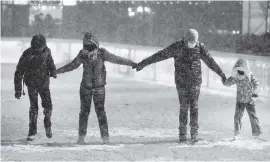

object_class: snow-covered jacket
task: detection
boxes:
[224,58,259,104]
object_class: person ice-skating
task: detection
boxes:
[56,32,137,144]
[135,29,226,144]
[222,58,261,140]
[14,34,57,141]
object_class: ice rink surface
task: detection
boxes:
[1,63,270,161]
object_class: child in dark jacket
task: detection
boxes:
[223,58,261,140]
[14,34,57,141]
[56,32,137,144]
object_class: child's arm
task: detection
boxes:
[56,51,82,74]
[102,48,136,67]
[251,73,259,95]
[223,76,237,87]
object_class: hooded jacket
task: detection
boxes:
[224,58,259,104]
[14,35,56,92]
[138,39,225,86]
[56,33,135,89]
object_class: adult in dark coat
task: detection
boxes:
[136,29,226,144]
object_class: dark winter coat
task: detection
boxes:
[138,39,225,86]
[14,47,57,92]
[56,41,135,89]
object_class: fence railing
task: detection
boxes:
[1,37,270,97]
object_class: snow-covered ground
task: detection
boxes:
[1,63,270,161]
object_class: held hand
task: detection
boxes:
[252,94,258,98]
[136,62,145,71]
[50,73,57,78]
[15,91,22,99]
[221,74,226,84]
[132,63,137,69]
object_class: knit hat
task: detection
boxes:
[31,34,46,50]
[185,29,199,43]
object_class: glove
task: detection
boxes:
[15,91,22,99]
[252,94,258,98]
[132,63,137,69]
[50,73,57,78]
[221,73,226,84]
[136,62,145,71]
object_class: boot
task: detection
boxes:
[27,135,35,141]
[190,134,198,144]
[102,136,110,144]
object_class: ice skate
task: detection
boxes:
[27,135,35,141]
[190,135,198,145]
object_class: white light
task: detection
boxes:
[118,0,121,3]
[137,6,143,13]
[144,7,151,13]
[60,6,63,9]
[63,0,76,6]
[164,2,166,5]
[195,2,198,5]
[232,30,236,34]
[157,2,160,4]
[53,6,56,9]
[170,2,173,4]
[128,7,132,12]
[93,1,95,4]
[128,11,135,17]
[177,1,179,4]
[189,2,192,5]
[41,6,47,10]
[237,31,240,34]
[208,1,211,3]
[106,1,108,3]
[132,1,134,4]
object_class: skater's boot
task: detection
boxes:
[179,127,187,143]
[190,134,198,144]
[77,135,86,144]
[27,135,35,141]
[102,136,110,144]
[45,127,52,138]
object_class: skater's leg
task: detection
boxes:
[27,87,39,140]
[176,84,190,142]
[234,102,245,136]
[246,103,262,136]
[93,87,109,143]
[79,87,93,137]
[39,87,53,138]
[189,84,201,143]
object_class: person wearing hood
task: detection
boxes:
[135,29,226,144]
[56,32,137,144]
[14,34,57,141]
[223,58,261,140]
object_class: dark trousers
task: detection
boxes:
[234,102,261,136]
[176,84,201,138]
[79,86,109,139]
[27,86,53,136]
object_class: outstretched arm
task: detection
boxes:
[56,51,82,74]
[200,44,226,79]
[137,42,179,70]
[102,48,136,67]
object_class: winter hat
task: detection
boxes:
[83,32,99,48]
[231,58,252,80]
[31,34,46,50]
[185,29,199,43]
